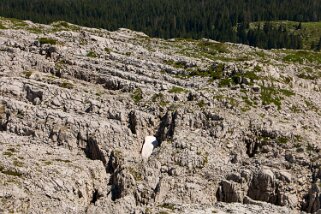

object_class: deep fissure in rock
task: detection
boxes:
[155,111,177,143]
[90,189,100,204]
[85,137,107,165]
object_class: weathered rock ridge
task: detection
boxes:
[0,17,321,213]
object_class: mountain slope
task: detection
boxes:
[0,17,321,213]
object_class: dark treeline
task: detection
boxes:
[243,22,303,49]
[1,0,321,49]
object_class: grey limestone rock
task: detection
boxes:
[0,17,320,213]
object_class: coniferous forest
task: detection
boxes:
[1,0,321,49]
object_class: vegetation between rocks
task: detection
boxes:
[39,37,57,45]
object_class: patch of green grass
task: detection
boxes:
[218,69,260,87]
[54,159,71,163]
[152,93,169,106]
[240,106,251,112]
[152,93,164,102]
[215,95,238,107]
[197,40,229,54]
[242,96,254,107]
[7,148,17,153]
[281,75,292,84]
[128,167,142,181]
[218,78,233,87]
[5,17,27,28]
[51,21,80,31]
[283,50,321,64]
[0,105,5,118]
[254,65,262,72]
[279,89,295,97]
[297,72,314,79]
[294,135,303,142]
[197,100,206,108]
[104,47,111,53]
[13,161,23,167]
[79,39,88,45]
[60,81,74,89]
[1,169,22,177]
[216,55,252,62]
[187,63,223,79]
[0,165,22,177]
[290,105,301,113]
[168,86,186,93]
[39,37,57,45]
[0,23,6,30]
[234,70,261,85]
[22,71,33,78]
[43,161,52,165]
[190,68,220,79]
[160,100,169,107]
[227,97,238,107]
[305,99,319,112]
[174,39,237,61]
[87,51,97,58]
[132,88,143,104]
[294,142,302,149]
[259,87,295,109]
[260,86,282,110]
[276,136,289,144]
[55,61,65,70]
[95,92,102,97]
[255,51,267,59]
[113,149,123,160]
[160,203,175,210]
[258,136,271,144]
[243,70,259,81]
[203,152,209,166]
[297,67,321,79]
[27,27,43,34]
[52,21,69,28]
[213,63,225,75]
[306,143,315,152]
[157,212,169,214]
[3,151,13,156]
[48,74,57,80]
[164,59,186,69]
[213,95,224,102]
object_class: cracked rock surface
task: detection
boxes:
[0,17,321,213]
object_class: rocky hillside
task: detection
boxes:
[0,17,321,214]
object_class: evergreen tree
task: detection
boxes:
[0,0,320,50]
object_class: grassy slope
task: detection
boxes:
[250,21,321,50]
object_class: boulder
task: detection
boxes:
[141,136,158,159]
[248,168,276,203]
[216,180,244,203]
